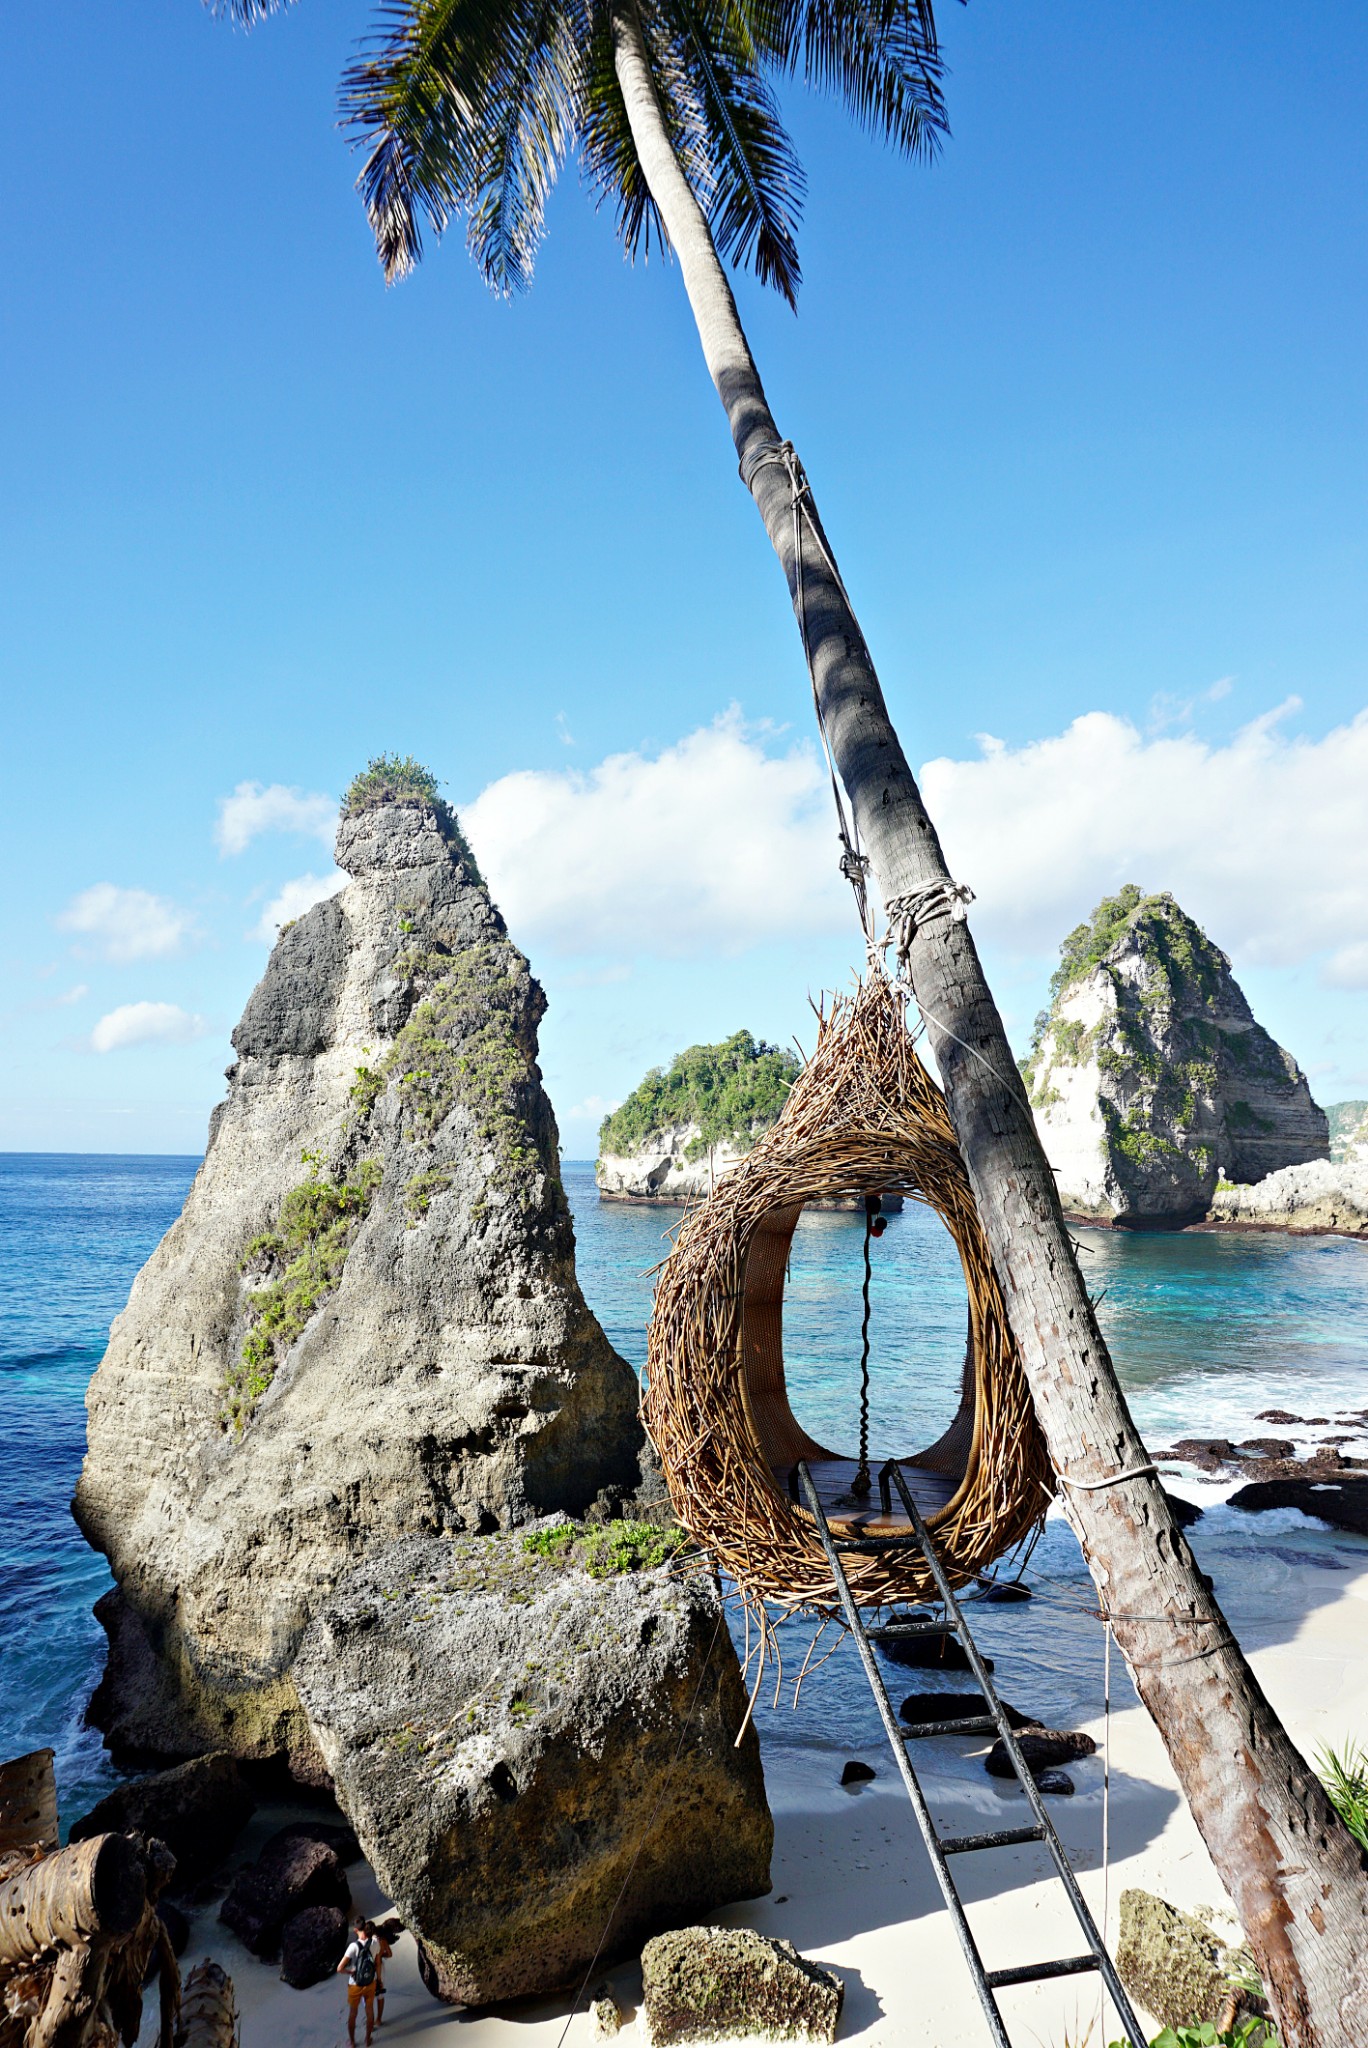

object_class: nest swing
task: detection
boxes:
[645,971,1051,1614]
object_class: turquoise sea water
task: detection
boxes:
[3,1153,1366,1826]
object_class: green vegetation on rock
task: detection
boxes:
[350,941,539,1186]
[522,1519,688,1577]
[1048,883,1145,1007]
[342,753,483,879]
[1327,1100,1368,1161]
[599,1031,799,1161]
[228,1154,382,1430]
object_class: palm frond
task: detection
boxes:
[342,0,586,289]
[649,0,805,304]
[207,0,294,21]
[464,0,588,291]
[748,0,953,160]
[341,0,494,281]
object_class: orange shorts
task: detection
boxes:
[347,1984,375,2011]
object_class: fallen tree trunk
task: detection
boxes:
[0,1836,146,1969]
[0,1755,58,1861]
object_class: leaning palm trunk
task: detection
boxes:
[610,8,1368,2038]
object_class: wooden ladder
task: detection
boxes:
[794,1458,1146,2048]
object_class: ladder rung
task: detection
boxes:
[833,1535,927,1552]
[866,1618,957,1640]
[986,1955,1100,1990]
[903,1715,997,1739]
[938,1824,1044,1856]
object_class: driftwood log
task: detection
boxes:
[175,1961,237,2048]
[0,1750,188,2048]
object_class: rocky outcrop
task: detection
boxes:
[292,1528,772,2007]
[640,1927,843,2045]
[74,789,644,1777]
[1206,1158,1368,1237]
[1229,1476,1368,1536]
[1024,887,1327,1224]
[596,1032,797,1203]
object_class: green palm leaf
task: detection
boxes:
[751,0,952,159]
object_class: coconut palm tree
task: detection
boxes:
[215,3,1368,2036]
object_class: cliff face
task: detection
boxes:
[595,1031,797,1203]
[1207,1159,1368,1238]
[74,795,643,1776]
[1329,1101,1368,1164]
[597,1125,753,1202]
[1023,888,1328,1225]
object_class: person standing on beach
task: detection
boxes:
[336,1917,390,2046]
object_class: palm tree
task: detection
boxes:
[215,3,1368,2036]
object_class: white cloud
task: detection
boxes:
[91,1002,208,1054]
[921,701,1368,976]
[216,781,336,856]
[57,884,198,963]
[250,871,347,944]
[462,709,847,958]
[55,983,89,1006]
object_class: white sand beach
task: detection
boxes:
[151,1518,1368,2048]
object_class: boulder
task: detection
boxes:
[899,1694,1028,1730]
[280,1904,350,1989]
[839,1760,875,1785]
[156,1900,189,1957]
[640,1927,843,2045]
[591,1993,623,2037]
[69,1752,255,1890]
[878,1629,988,1674]
[1228,1476,1368,1537]
[220,1833,350,1958]
[1022,887,1326,1225]
[258,1819,361,1867]
[1162,1490,1204,1529]
[293,1531,772,2007]
[73,786,646,1774]
[1237,1438,1295,1460]
[1116,1889,1251,2032]
[1035,1771,1075,1796]
[985,1728,1096,1779]
[975,1579,1032,1603]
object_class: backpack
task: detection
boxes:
[353,1939,376,1989]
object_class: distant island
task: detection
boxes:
[597,1031,799,1202]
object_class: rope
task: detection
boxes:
[1057,1463,1160,1492]
[851,1201,876,1497]
[552,1608,726,2048]
[1099,1617,1112,2042]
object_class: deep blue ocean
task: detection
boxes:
[3,1152,1366,1829]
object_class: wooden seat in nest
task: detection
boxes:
[645,973,1050,1611]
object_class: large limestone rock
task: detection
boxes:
[1023,887,1326,1224]
[598,1126,755,1203]
[74,788,644,1777]
[1207,1157,1368,1237]
[1116,1889,1266,2036]
[292,1529,773,2007]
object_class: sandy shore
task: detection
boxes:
[151,1530,1368,2048]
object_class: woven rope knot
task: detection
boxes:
[839,846,870,884]
[882,879,974,984]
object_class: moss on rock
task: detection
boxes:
[641,1926,843,2044]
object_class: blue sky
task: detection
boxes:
[2,0,1365,1155]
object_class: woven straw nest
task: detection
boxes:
[645,972,1051,1613]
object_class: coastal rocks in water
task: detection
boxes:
[280,1903,350,1988]
[640,1927,843,2045]
[69,1752,256,1891]
[1116,1890,1259,2033]
[292,1529,772,2007]
[74,768,644,1774]
[1206,1157,1368,1238]
[1228,1476,1368,1536]
[899,1694,1028,1730]
[1022,887,1327,1225]
[878,1627,988,1674]
[985,1728,1096,1779]
[839,1759,876,1784]
[220,1828,351,1957]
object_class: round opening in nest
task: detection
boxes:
[646,975,1050,1611]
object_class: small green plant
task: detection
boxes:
[1318,1738,1368,1853]
[1108,2021,1274,2048]
[226,1155,382,1431]
[599,1031,799,1159]
[404,1167,454,1223]
[582,1520,688,1578]
[522,1524,576,1560]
